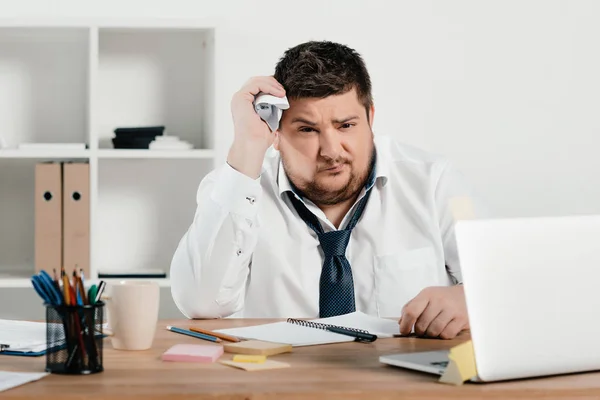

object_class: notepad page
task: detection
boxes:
[0,319,58,353]
[214,321,355,346]
[314,311,400,338]
[0,371,49,392]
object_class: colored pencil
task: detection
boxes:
[189,326,241,342]
[166,326,222,343]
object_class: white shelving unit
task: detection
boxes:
[0,19,218,288]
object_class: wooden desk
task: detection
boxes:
[2,319,600,399]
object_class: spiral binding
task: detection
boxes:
[286,318,369,334]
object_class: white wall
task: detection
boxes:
[3,0,600,218]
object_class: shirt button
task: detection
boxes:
[236,249,242,256]
[246,196,255,205]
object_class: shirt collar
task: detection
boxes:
[277,141,389,198]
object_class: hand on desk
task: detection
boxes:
[398,285,469,339]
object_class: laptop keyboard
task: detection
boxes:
[430,361,449,368]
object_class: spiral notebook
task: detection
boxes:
[214,311,400,347]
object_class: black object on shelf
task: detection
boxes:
[98,271,167,279]
[112,126,165,149]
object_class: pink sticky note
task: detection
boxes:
[162,344,224,363]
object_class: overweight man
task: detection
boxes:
[170,41,486,339]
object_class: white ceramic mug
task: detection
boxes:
[104,281,160,351]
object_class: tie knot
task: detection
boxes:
[317,230,351,257]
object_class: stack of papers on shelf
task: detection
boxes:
[214,311,400,347]
[0,319,62,356]
[149,136,193,150]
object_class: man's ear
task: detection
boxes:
[273,131,280,151]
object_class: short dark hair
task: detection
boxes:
[274,41,373,117]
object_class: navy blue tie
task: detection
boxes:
[287,184,374,318]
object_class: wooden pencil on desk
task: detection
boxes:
[189,327,241,342]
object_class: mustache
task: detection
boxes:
[317,159,350,172]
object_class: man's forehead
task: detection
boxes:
[283,89,364,120]
[288,88,361,107]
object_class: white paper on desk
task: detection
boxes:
[215,321,355,346]
[214,311,400,346]
[0,319,63,353]
[0,371,49,392]
[316,311,400,338]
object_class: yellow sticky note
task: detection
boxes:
[223,340,292,356]
[438,359,462,385]
[439,340,477,385]
[220,359,290,371]
[232,354,267,363]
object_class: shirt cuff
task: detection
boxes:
[210,163,263,220]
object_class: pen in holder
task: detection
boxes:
[45,301,105,374]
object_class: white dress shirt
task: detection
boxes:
[170,135,487,319]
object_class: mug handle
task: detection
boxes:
[100,295,113,336]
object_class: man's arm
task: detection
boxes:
[435,161,489,284]
[171,76,286,319]
[398,161,489,338]
[170,163,262,319]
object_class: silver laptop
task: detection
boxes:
[380,214,600,382]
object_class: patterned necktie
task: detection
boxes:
[287,179,374,318]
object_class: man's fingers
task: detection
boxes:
[424,309,454,338]
[267,76,285,90]
[245,83,285,98]
[243,77,286,97]
[399,295,430,335]
[397,286,469,339]
[438,318,465,340]
[414,302,443,336]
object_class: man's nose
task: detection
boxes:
[319,128,343,161]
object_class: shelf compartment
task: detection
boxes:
[0,159,38,280]
[0,27,90,148]
[96,27,215,151]
[94,158,212,278]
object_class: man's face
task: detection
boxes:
[274,88,375,206]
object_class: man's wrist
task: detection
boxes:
[227,141,268,179]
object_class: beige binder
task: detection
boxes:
[62,162,90,277]
[34,162,63,273]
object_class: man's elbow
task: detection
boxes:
[169,238,244,319]
[171,284,242,319]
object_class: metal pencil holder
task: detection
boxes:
[45,301,105,374]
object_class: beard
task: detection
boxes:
[282,149,375,206]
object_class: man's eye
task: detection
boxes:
[340,123,354,129]
[299,127,316,133]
